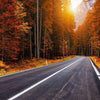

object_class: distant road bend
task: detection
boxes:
[0,57,100,100]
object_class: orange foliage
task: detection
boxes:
[0,61,9,70]
[90,56,100,69]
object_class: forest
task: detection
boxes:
[0,1,100,99]
[0,0,100,64]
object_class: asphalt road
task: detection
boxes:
[0,57,100,100]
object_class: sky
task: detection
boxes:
[72,0,96,29]
[71,0,83,10]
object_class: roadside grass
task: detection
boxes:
[90,56,100,69]
[0,56,75,76]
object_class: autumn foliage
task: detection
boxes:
[0,0,100,71]
[72,0,100,57]
[0,0,30,61]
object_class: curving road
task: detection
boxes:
[0,57,100,100]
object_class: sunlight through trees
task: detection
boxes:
[0,0,99,65]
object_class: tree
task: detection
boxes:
[63,0,75,56]
[74,0,100,58]
[0,0,31,61]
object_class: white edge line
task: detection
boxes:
[89,58,100,79]
[98,77,100,80]
[8,58,83,100]
[0,57,77,78]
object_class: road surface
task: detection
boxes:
[0,57,100,100]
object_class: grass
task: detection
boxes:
[90,56,100,69]
[0,56,75,76]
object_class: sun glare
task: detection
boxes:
[71,0,82,12]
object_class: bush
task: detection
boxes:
[0,61,9,71]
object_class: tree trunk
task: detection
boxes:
[44,27,46,58]
[37,0,40,60]
[68,34,70,56]
[2,33,4,62]
[30,31,32,60]
[22,42,24,60]
[39,9,42,50]
[98,49,100,58]
[91,46,93,56]
[2,6,4,62]
[34,22,37,57]
[63,36,65,59]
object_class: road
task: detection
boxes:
[0,57,100,100]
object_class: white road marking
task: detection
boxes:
[98,77,100,80]
[8,58,83,100]
[89,58,100,80]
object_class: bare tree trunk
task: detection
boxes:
[40,9,42,49]
[98,48,100,58]
[44,27,46,58]
[30,31,32,60]
[2,4,4,62]
[97,40,100,58]
[91,44,93,56]
[81,43,83,55]
[34,22,37,57]
[37,0,40,60]
[89,43,92,56]
[68,34,70,56]
[2,33,4,62]
[63,36,65,59]
[22,41,24,60]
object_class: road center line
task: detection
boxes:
[8,58,83,100]
[89,58,100,80]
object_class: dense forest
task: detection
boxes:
[0,0,100,63]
